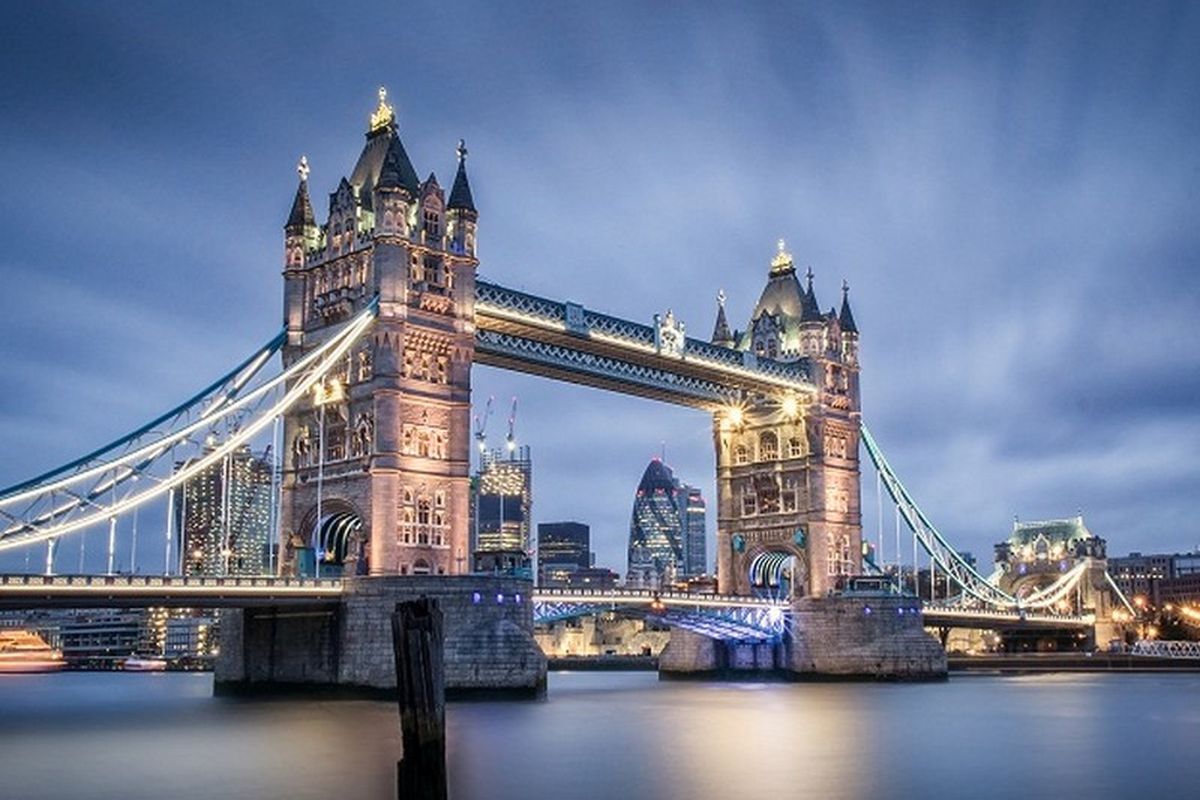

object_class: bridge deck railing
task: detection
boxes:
[0,574,343,591]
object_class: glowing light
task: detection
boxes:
[369,86,394,132]
[781,394,799,419]
[727,405,744,427]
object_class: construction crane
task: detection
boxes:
[505,396,518,456]
[473,396,494,455]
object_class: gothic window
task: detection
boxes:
[326,427,346,462]
[759,432,778,461]
[401,425,415,455]
[782,477,798,512]
[416,428,432,458]
[402,486,415,505]
[351,413,373,458]
[767,339,778,359]
[424,210,441,238]
[435,356,449,385]
[788,437,804,458]
[434,490,445,508]
[416,499,431,545]
[734,444,749,465]
[357,350,373,382]
[292,426,312,467]
[400,507,415,544]
[742,489,757,516]
[413,559,431,575]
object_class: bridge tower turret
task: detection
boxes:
[447,140,478,258]
[278,88,478,579]
[283,157,321,345]
[714,242,862,598]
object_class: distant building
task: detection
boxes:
[473,446,532,574]
[174,444,273,577]
[537,521,590,586]
[569,567,619,590]
[681,486,707,577]
[626,458,707,589]
[1109,549,1200,606]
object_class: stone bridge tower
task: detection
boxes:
[712,242,862,597]
[279,90,478,578]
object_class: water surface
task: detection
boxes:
[0,671,1196,799]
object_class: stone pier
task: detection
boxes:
[216,576,546,697]
[659,593,946,681]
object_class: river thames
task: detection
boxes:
[1,670,1197,799]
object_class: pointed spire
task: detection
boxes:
[448,139,476,212]
[377,130,420,195]
[711,289,734,347]
[839,279,858,334]
[286,155,315,230]
[800,266,823,323]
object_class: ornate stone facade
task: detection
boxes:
[712,241,862,597]
[279,90,478,577]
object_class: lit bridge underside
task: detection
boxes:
[0,574,342,610]
[532,587,789,642]
[474,280,815,410]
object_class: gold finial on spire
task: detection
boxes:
[457,138,468,163]
[369,86,395,133]
[297,155,310,183]
[770,238,794,274]
[717,289,726,308]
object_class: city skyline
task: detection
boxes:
[1,2,1198,577]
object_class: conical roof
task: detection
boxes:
[800,268,824,324]
[712,292,734,345]
[376,132,420,195]
[285,180,314,230]
[448,140,475,212]
[839,283,858,334]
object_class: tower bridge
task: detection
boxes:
[0,91,1138,690]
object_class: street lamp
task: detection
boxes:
[312,378,344,579]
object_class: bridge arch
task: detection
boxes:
[299,499,368,576]
[747,546,806,599]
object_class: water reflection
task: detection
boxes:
[1,671,1198,799]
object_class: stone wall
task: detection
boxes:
[788,595,946,679]
[658,595,946,680]
[215,575,546,696]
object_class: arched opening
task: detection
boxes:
[299,500,368,577]
[748,549,803,599]
[413,558,432,575]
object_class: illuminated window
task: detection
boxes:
[759,432,778,460]
[734,444,749,465]
[788,437,804,458]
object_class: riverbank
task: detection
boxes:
[950,653,1200,672]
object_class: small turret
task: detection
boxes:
[838,280,858,334]
[800,266,824,324]
[446,139,478,257]
[711,290,735,347]
[284,156,319,268]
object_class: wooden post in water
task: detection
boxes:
[392,597,447,800]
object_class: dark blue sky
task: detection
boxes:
[1,1,1197,574]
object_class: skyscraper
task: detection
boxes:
[681,485,707,576]
[626,458,706,589]
[473,445,533,573]
[537,521,590,586]
[174,444,273,576]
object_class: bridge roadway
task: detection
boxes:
[0,574,342,609]
[0,575,1094,632]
